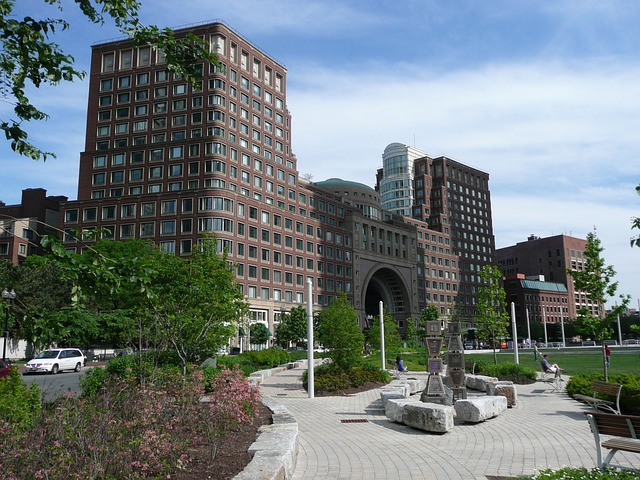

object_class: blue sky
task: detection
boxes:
[2,0,639,308]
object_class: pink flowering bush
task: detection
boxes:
[0,365,260,479]
[200,366,261,459]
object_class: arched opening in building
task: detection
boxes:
[363,267,411,325]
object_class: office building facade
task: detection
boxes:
[0,189,67,264]
[496,234,591,320]
[57,22,496,339]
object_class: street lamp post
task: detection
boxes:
[1,288,16,362]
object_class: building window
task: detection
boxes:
[100,78,113,91]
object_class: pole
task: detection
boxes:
[543,306,548,346]
[1,288,15,362]
[560,304,566,348]
[2,306,7,362]
[526,307,531,349]
[306,279,314,399]
[511,302,519,364]
[617,312,622,348]
[379,301,385,371]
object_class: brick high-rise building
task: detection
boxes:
[59,22,496,342]
[496,234,592,320]
[0,189,67,264]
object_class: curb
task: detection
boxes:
[233,395,298,480]
[234,365,301,480]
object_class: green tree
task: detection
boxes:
[476,264,510,364]
[275,305,308,348]
[404,317,417,347]
[317,294,364,371]
[35,236,159,351]
[418,304,439,340]
[366,310,401,355]
[250,323,271,346]
[0,0,218,161]
[567,231,630,380]
[149,238,245,374]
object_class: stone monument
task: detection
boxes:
[446,321,467,400]
[421,320,447,404]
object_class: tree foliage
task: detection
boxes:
[250,323,271,346]
[404,317,417,347]
[418,304,439,339]
[21,235,244,372]
[275,305,307,348]
[317,294,364,371]
[567,231,630,380]
[366,310,401,354]
[147,238,245,373]
[0,0,218,161]
[476,264,510,364]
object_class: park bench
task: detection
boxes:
[574,380,622,415]
[585,411,640,470]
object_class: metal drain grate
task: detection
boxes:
[340,419,369,423]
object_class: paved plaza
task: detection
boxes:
[259,366,637,480]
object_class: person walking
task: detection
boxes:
[605,346,611,366]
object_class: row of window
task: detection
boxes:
[66,211,349,249]
[100,35,285,96]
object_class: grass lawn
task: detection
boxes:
[464,347,640,377]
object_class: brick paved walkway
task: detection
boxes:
[259,366,637,479]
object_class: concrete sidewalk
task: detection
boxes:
[258,366,637,479]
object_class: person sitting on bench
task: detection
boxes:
[540,354,562,379]
[396,356,408,372]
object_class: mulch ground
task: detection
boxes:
[174,402,273,480]
[181,381,388,479]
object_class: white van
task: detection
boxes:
[24,348,85,374]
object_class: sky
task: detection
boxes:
[2,0,639,308]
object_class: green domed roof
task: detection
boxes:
[313,178,375,191]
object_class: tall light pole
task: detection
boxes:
[306,279,314,399]
[1,288,16,362]
[525,307,532,349]
[511,302,519,364]
[543,306,548,346]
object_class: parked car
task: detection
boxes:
[24,348,85,374]
[0,359,13,378]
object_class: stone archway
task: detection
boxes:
[362,267,412,323]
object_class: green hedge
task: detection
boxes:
[566,373,640,415]
[465,360,537,384]
[216,348,291,376]
[302,363,391,393]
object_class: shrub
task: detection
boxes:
[479,362,537,384]
[304,363,391,393]
[566,373,640,415]
[216,348,291,376]
[80,365,109,397]
[0,367,41,432]
[529,467,640,479]
[0,366,260,479]
[243,348,290,368]
[466,359,489,375]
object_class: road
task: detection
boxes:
[22,369,86,402]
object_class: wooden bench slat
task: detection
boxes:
[574,381,622,415]
[586,412,640,470]
[601,438,640,453]
[574,394,613,405]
